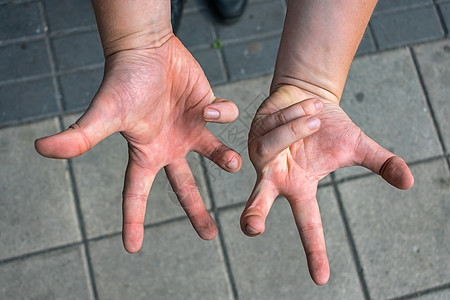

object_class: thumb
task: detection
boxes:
[35,95,120,159]
[203,97,239,123]
[355,132,414,190]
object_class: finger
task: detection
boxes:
[288,193,330,286]
[203,98,239,123]
[240,179,278,236]
[252,116,321,162]
[122,154,157,253]
[252,98,323,137]
[193,128,242,172]
[355,132,414,190]
[165,159,218,240]
[35,96,120,159]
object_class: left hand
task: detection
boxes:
[240,85,414,285]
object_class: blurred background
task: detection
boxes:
[0,0,449,299]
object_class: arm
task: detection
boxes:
[241,0,414,285]
[35,0,241,253]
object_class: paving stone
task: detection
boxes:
[374,0,432,14]
[207,75,330,207]
[219,187,364,299]
[191,48,226,86]
[222,35,280,81]
[177,10,215,49]
[371,6,444,49]
[59,67,103,112]
[0,40,50,81]
[43,0,96,32]
[0,77,58,125]
[356,27,376,56]
[414,40,450,152]
[439,3,450,34]
[89,218,231,299]
[336,48,442,180]
[215,1,285,42]
[0,2,43,40]
[413,289,450,299]
[64,114,210,238]
[0,245,92,299]
[52,31,103,71]
[338,159,450,299]
[0,119,81,260]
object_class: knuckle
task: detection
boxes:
[275,111,288,126]
[252,139,270,159]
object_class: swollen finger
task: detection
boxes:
[355,132,414,190]
[35,96,120,158]
[288,194,329,286]
[240,179,278,236]
[252,99,323,137]
[193,128,242,172]
[203,98,239,123]
[165,159,218,240]
[122,155,157,253]
[252,116,321,161]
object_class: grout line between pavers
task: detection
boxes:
[367,22,379,51]
[434,0,449,36]
[38,1,99,299]
[387,282,450,300]
[372,3,436,16]
[199,156,240,300]
[0,0,35,7]
[330,172,371,300]
[409,47,450,171]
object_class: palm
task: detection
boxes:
[35,36,241,253]
[242,85,414,285]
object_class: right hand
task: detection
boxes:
[35,35,242,253]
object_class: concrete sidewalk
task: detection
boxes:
[0,0,449,299]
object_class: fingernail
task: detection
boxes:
[307,117,320,130]
[225,157,238,169]
[204,108,220,120]
[246,224,260,235]
[315,101,323,110]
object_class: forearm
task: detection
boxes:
[271,0,378,103]
[91,0,172,57]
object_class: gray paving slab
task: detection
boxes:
[222,35,280,81]
[374,0,432,14]
[219,188,364,299]
[89,218,231,300]
[0,245,92,300]
[214,0,285,43]
[43,0,96,33]
[64,114,211,239]
[413,289,450,299]
[337,48,442,180]
[371,5,444,50]
[439,3,450,35]
[356,28,376,56]
[0,77,58,124]
[52,31,103,71]
[0,1,43,40]
[177,10,215,49]
[0,40,50,82]
[338,158,450,299]
[414,39,450,152]
[191,48,227,86]
[208,75,330,207]
[59,67,103,112]
[184,0,207,13]
[0,119,81,260]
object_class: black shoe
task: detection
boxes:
[171,0,185,34]
[211,0,248,23]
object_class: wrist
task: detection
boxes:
[91,0,173,58]
[270,78,340,105]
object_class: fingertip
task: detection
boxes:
[241,216,265,236]
[306,117,321,131]
[225,155,242,172]
[380,156,415,190]
[307,251,330,286]
[203,99,239,123]
[122,225,144,254]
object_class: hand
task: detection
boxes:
[240,85,414,285]
[35,35,242,253]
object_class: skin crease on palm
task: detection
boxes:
[35,35,243,253]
